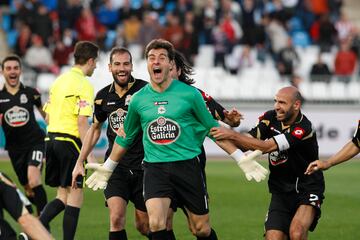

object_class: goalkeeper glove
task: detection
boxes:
[85,158,118,191]
[231,149,268,182]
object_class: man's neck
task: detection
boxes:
[151,78,173,93]
[74,64,87,76]
[5,83,20,95]
[114,80,133,98]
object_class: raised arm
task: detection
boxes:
[305,140,360,175]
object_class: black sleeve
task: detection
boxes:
[352,121,360,149]
[197,88,225,121]
[248,111,273,140]
[93,90,107,123]
[31,88,42,108]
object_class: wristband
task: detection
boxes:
[230,149,245,162]
[103,158,118,171]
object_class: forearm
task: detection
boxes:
[77,124,101,163]
[108,142,128,163]
[228,132,276,153]
[326,141,359,167]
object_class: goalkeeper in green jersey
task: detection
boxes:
[85,39,268,240]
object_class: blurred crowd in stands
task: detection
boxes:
[1,0,360,88]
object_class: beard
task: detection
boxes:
[112,73,131,88]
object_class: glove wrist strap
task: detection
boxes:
[103,158,118,171]
[230,149,245,163]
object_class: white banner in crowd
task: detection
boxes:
[204,109,359,157]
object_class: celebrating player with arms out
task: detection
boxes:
[305,120,360,174]
[85,39,267,240]
[211,86,325,240]
[72,47,150,240]
[0,55,48,216]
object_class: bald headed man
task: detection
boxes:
[210,86,325,240]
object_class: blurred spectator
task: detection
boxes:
[334,40,357,83]
[265,13,289,60]
[138,11,162,54]
[96,0,119,30]
[276,38,300,81]
[335,11,355,43]
[118,0,136,23]
[14,23,32,57]
[53,40,73,67]
[174,0,193,23]
[181,11,199,65]
[75,7,106,44]
[310,53,332,83]
[24,34,59,74]
[199,0,217,44]
[310,14,337,52]
[218,12,242,53]
[58,0,82,32]
[31,4,53,46]
[162,12,184,50]
[123,14,141,45]
[0,28,9,61]
[307,0,329,17]
[114,24,127,48]
[240,0,257,45]
[212,25,228,70]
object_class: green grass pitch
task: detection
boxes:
[1,158,359,240]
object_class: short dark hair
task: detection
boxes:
[145,39,175,61]
[294,90,304,104]
[1,54,21,70]
[174,50,195,85]
[109,47,132,64]
[73,41,99,65]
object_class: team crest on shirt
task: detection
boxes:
[147,117,180,145]
[269,150,288,166]
[109,108,127,133]
[4,106,29,127]
[158,105,166,114]
[125,95,132,106]
[20,94,28,104]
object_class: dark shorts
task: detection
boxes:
[265,191,324,235]
[104,168,147,212]
[0,218,17,240]
[45,133,83,188]
[143,157,209,215]
[0,181,25,221]
[8,143,45,185]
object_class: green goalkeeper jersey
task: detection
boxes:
[115,80,219,163]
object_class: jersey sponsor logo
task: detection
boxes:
[20,94,28,104]
[4,106,29,127]
[154,101,168,105]
[0,98,10,103]
[269,150,288,166]
[78,99,90,108]
[107,102,116,105]
[291,127,305,139]
[109,108,127,133]
[147,117,180,145]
